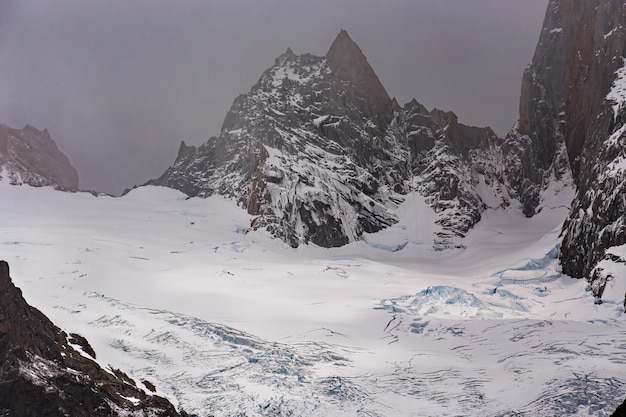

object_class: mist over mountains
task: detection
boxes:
[0,0,548,195]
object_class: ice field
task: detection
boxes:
[2,181,626,416]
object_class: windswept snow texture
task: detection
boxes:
[1,182,625,416]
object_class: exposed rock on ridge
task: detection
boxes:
[149,31,508,248]
[326,29,396,130]
[0,124,79,190]
[0,260,187,417]
[400,101,509,248]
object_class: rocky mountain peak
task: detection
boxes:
[176,140,195,159]
[326,29,393,128]
[148,30,409,247]
[148,29,508,249]
[326,30,362,65]
[405,98,429,115]
[390,97,401,112]
[430,108,459,128]
[326,29,390,94]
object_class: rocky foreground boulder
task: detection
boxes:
[0,260,187,417]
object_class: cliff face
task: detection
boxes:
[150,31,509,249]
[0,260,187,417]
[0,124,79,191]
[503,2,581,218]
[559,0,626,280]
[509,0,626,280]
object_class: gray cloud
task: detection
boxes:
[0,0,548,194]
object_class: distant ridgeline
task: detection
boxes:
[0,123,78,190]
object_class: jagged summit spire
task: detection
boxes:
[275,46,297,66]
[325,29,393,127]
[326,29,358,57]
[326,29,370,72]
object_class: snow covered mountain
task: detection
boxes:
[0,123,78,191]
[149,30,509,250]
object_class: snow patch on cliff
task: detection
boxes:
[607,58,626,122]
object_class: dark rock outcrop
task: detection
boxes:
[0,124,79,190]
[502,2,579,217]
[506,0,626,280]
[148,31,508,248]
[326,29,396,131]
[0,260,187,417]
[613,398,626,417]
[558,0,626,280]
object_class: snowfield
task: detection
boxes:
[1,181,625,416]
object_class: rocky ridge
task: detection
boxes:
[150,30,509,249]
[0,260,187,417]
[0,124,79,191]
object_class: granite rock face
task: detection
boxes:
[0,124,79,190]
[558,0,626,280]
[507,0,626,280]
[0,260,187,417]
[150,31,508,248]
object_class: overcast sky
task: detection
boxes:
[0,0,549,194]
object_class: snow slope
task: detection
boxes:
[1,181,624,416]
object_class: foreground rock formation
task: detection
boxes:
[0,260,187,417]
[614,399,626,417]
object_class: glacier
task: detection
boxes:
[1,180,625,416]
